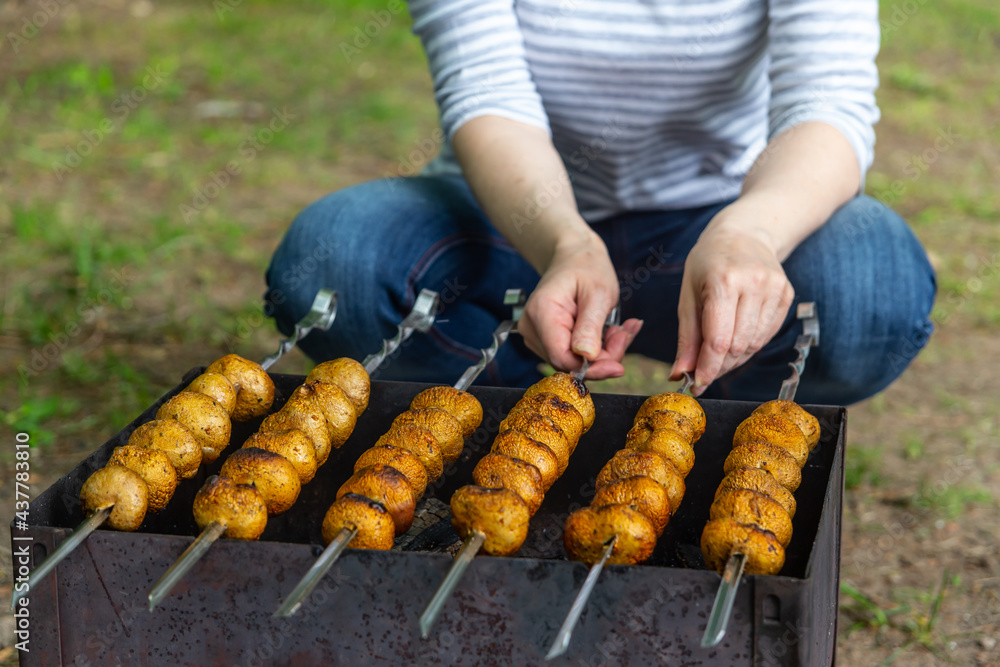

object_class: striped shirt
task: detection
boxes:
[409,0,880,222]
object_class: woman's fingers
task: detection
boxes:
[670,280,702,381]
[570,282,618,361]
[520,293,577,370]
[692,282,738,394]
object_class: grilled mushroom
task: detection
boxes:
[732,414,809,467]
[392,408,465,465]
[80,465,149,532]
[701,516,785,575]
[242,429,318,485]
[472,453,545,516]
[205,354,275,421]
[591,476,672,537]
[628,427,695,476]
[724,441,802,492]
[450,486,531,557]
[286,381,357,450]
[260,402,333,466]
[337,465,416,535]
[710,488,793,547]
[155,392,231,464]
[626,408,698,448]
[633,393,705,441]
[491,430,560,491]
[108,445,178,513]
[192,475,268,540]
[498,410,570,475]
[753,400,820,451]
[127,419,202,479]
[220,448,302,516]
[714,467,797,519]
[522,372,594,433]
[185,372,238,415]
[511,392,584,449]
[596,449,686,513]
[321,493,395,550]
[375,422,445,481]
[306,357,371,416]
[354,445,429,499]
[409,386,483,439]
[563,504,657,566]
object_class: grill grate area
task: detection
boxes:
[16,371,845,666]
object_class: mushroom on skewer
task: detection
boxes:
[700,302,820,648]
[10,286,344,612]
[147,291,444,612]
[274,290,527,619]
[546,378,704,660]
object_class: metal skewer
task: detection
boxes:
[271,525,358,617]
[701,302,819,648]
[419,530,486,637]
[572,305,620,381]
[9,506,112,611]
[274,290,526,618]
[544,370,693,657]
[362,289,440,374]
[148,519,227,611]
[260,288,339,370]
[421,290,617,639]
[148,294,448,611]
[10,288,344,610]
[10,290,341,611]
[452,289,527,391]
[545,535,617,660]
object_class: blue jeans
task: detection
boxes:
[264,175,936,405]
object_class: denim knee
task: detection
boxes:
[785,196,936,404]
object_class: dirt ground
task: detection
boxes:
[1,1,998,665]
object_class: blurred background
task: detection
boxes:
[1,0,997,664]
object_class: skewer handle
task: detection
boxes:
[148,520,227,611]
[452,289,525,392]
[362,289,439,374]
[9,506,112,611]
[677,371,694,395]
[419,530,486,638]
[273,526,358,618]
[260,288,338,370]
[778,302,819,402]
[545,536,617,660]
[701,551,746,647]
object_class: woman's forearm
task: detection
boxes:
[708,121,862,261]
[451,115,601,273]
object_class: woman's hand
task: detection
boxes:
[670,207,795,396]
[517,233,643,380]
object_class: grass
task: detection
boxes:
[912,480,993,519]
[845,444,884,490]
[840,570,958,665]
